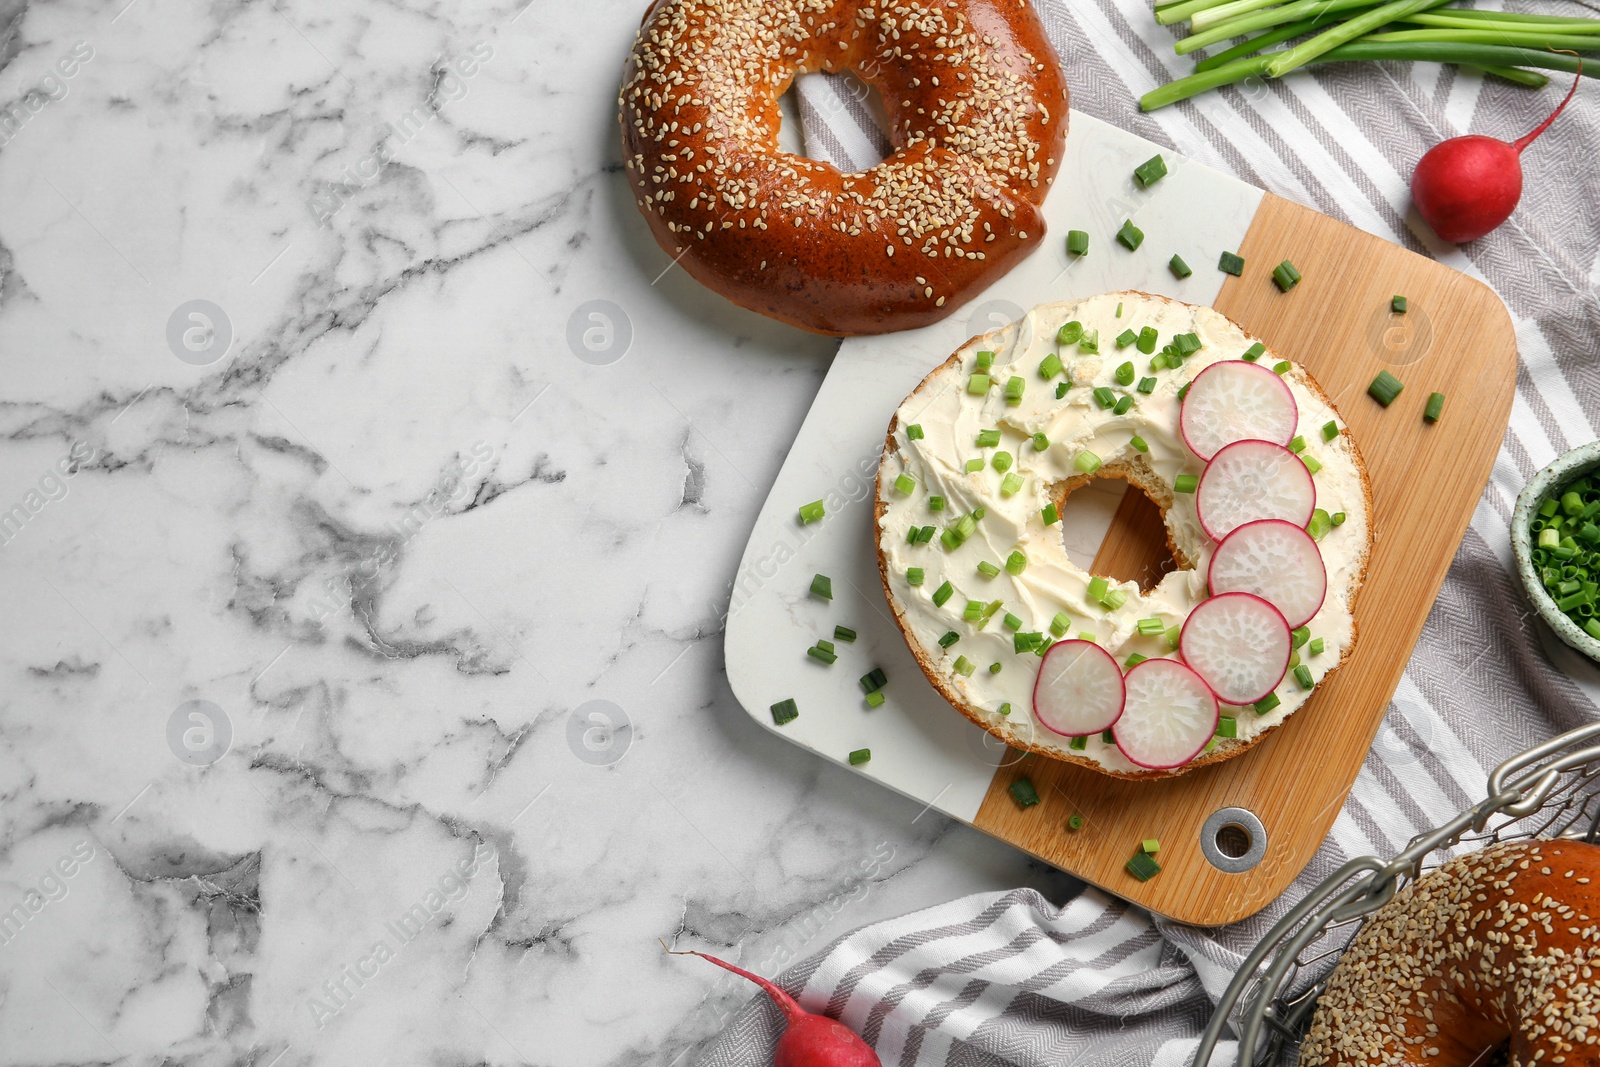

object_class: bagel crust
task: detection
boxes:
[618,0,1069,335]
[874,291,1374,779]
[1300,839,1600,1067]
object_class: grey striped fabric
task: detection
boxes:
[698,2,1600,1063]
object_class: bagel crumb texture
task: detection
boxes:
[618,0,1068,334]
[1301,839,1600,1067]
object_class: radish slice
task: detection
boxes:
[1033,640,1126,737]
[1195,439,1315,542]
[1180,591,1292,705]
[1180,360,1298,461]
[1208,519,1328,629]
[1113,659,1219,770]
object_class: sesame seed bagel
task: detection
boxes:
[1300,839,1600,1067]
[873,291,1373,779]
[618,0,1069,335]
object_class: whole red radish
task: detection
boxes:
[1411,66,1582,243]
[667,947,880,1066]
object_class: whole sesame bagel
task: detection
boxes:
[618,0,1069,335]
[1300,839,1600,1067]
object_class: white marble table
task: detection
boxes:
[0,1,1077,1063]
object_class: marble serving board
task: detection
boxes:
[724,110,1517,924]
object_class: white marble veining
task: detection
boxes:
[0,0,1076,1063]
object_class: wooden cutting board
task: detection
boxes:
[972,192,1517,923]
[724,114,1518,926]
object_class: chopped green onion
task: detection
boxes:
[1010,778,1041,808]
[1288,435,1306,454]
[989,661,1003,674]
[1137,617,1165,636]
[1177,382,1191,401]
[938,631,959,649]
[1291,625,1310,649]
[1003,612,1023,631]
[1368,370,1405,407]
[1304,455,1323,475]
[770,698,799,725]
[1069,736,1087,752]
[1137,376,1157,395]
[1332,511,1347,526]
[1165,624,1182,650]
[1124,652,1148,668]
[1058,321,1083,345]
[933,581,954,607]
[848,748,871,766]
[1217,716,1238,738]
[1078,329,1100,354]
[1307,508,1334,541]
[1134,154,1168,187]
[963,599,984,622]
[1322,420,1339,442]
[1039,353,1064,379]
[906,423,924,440]
[978,560,1001,579]
[1014,631,1043,653]
[1218,251,1245,276]
[1294,664,1314,689]
[807,645,837,664]
[835,625,857,643]
[1126,851,1161,881]
[1170,254,1192,279]
[1116,328,1138,349]
[1067,812,1084,829]
[1174,474,1198,494]
[1067,229,1090,255]
[1006,550,1028,576]
[1050,611,1071,637]
[1101,729,1114,743]
[1113,395,1134,416]
[1242,342,1266,361]
[1115,361,1136,386]
[907,567,924,586]
[1075,450,1102,475]
[1116,219,1145,251]
[1032,432,1050,452]
[964,458,984,473]
[799,499,825,524]
[894,473,916,494]
[976,351,995,372]
[811,574,833,600]
[929,495,945,512]
[1103,589,1128,610]
[1273,361,1292,375]
[1081,632,1098,643]
[1150,352,1169,372]
[1141,838,1161,854]
[1424,392,1445,423]
[1042,502,1060,526]
[992,451,1013,473]
[865,690,885,708]
[1130,435,1149,453]
[1087,576,1109,603]
[817,638,835,654]
[1254,692,1281,715]
[1005,376,1025,405]
[1391,294,1408,313]
[1092,387,1115,409]
[968,373,990,394]
[1309,637,1325,656]
[1272,260,1301,291]
[977,428,1001,448]
[1055,382,1070,399]
[953,655,976,677]
[997,702,1012,716]
[1001,472,1024,496]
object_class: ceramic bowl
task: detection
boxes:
[1512,440,1600,664]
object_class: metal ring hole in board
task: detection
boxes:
[1201,807,1268,873]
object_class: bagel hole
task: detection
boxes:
[1215,823,1253,859]
[779,72,893,170]
[1058,478,1178,593]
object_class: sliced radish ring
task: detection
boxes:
[1208,519,1328,629]
[1113,659,1219,770]
[1033,639,1126,738]
[1180,360,1298,461]
[1180,591,1292,705]
[1195,439,1315,542]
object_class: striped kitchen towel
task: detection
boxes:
[698,0,1600,1063]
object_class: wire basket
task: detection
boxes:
[1194,721,1600,1067]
